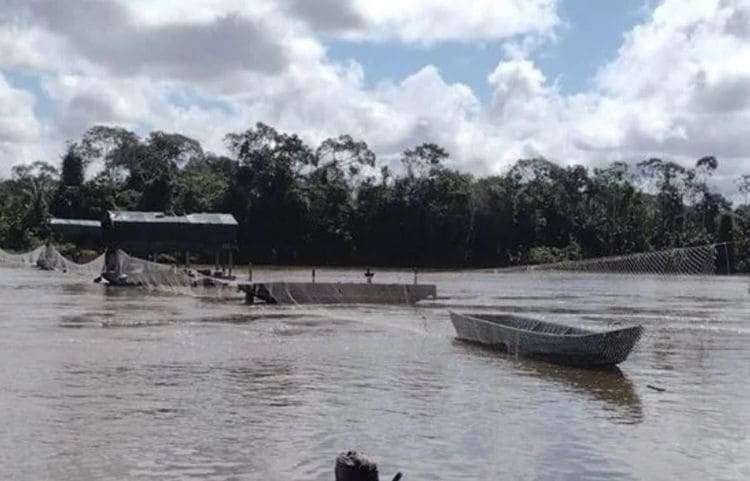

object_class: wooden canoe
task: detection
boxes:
[449,311,643,367]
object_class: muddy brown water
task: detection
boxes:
[1,265,749,480]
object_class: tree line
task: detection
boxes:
[1,123,750,271]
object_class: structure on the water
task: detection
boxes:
[46,212,437,304]
[49,218,102,248]
[239,281,437,305]
[102,210,238,269]
[95,211,238,285]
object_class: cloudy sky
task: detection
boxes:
[1,0,749,195]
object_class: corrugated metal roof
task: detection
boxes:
[50,218,101,227]
[185,213,239,225]
[107,211,238,226]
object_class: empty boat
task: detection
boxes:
[449,311,643,367]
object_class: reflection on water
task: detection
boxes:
[1,266,749,480]
[453,339,643,424]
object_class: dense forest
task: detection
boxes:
[2,123,750,271]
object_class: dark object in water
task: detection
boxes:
[647,384,667,392]
[336,451,379,481]
[335,451,403,481]
[449,311,643,367]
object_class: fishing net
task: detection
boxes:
[102,249,242,298]
[1,244,105,277]
[250,281,435,305]
[0,244,236,298]
[0,246,45,266]
[103,249,189,287]
[36,245,105,276]
[484,244,721,277]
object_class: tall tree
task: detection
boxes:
[224,123,315,262]
[637,158,689,248]
[50,143,87,219]
[133,132,205,212]
[60,142,86,187]
[736,174,750,206]
[401,143,449,178]
[3,162,58,247]
[315,135,376,187]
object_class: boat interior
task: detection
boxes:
[464,313,590,336]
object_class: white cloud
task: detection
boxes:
[0,72,45,175]
[347,0,560,44]
[1,0,750,199]
[0,74,38,143]
[584,0,750,190]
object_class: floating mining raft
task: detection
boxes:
[239,282,437,305]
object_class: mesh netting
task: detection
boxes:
[1,244,106,280]
[0,244,238,298]
[103,249,190,287]
[251,282,436,305]
[484,244,721,276]
[102,249,241,298]
[36,245,105,276]
[0,246,45,266]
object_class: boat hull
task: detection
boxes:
[450,312,643,367]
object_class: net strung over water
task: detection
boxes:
[0,245,46,266]
[0,242,727,306]
[102,249,239,296]
[484,243,723,277]
[1,244,104,274]
[2,243,724,278]
[0,245,238,297]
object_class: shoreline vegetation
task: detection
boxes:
[2,123,749,272]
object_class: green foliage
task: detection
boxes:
[0,123,746,271]
[175,156,230,214]
[60,143,86,187]
[401,143,449,178]
[527,241,582,265]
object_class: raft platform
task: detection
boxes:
[238,282,437,305]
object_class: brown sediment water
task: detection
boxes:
[1,265,749,480]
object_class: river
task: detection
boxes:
[1,265,749,480]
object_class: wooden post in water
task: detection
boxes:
[228,250,233,277]
[724,242,731,275]
[248,262,253,282]
[244,284,255,304]
[312,268,316,284]
[215,251,220,273]
[413,267,418,285]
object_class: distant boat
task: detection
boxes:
[449,312,643,367]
